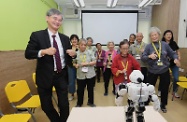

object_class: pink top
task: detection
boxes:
[103,49,117,72]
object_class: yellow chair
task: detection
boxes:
[171,76,187,100]
[5,80,40,122]
[32,73,58,105]
[0,110,31,122]
[177,79,187,100]
[179,76,187,82]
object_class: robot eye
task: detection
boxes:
[137,78,143,83]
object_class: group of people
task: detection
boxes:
[25,8,181,122]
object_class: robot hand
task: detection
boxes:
[151,94,160,111]
[115,83,127,106]
[118,83,127,96]
[115,96,124,106]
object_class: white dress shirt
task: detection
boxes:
[38,29,65,70]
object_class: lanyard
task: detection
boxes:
[97,50,102,58]
[152,41,162,60]
[121,61,128,70]
[80,54,86,62]
[136,42,143,54]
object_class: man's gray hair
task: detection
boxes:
[149,27,161,36]
[46,8,63,17]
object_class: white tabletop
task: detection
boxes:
[67,106,167,122]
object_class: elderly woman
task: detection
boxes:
[129,33,136,46]
[73,38,96,107]
[157,30,181,98]
[111,40,140,87]
[95,43,105,83]
[103,41,117,96]
[141,27,180,113]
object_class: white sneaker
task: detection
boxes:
[173,93,180,98]
[68,96,74,101]
[158,91,161,97]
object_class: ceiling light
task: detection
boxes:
[107,0,119,8]
[73,0,85,8]
[138,0,154,8]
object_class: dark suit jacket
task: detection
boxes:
[25,29,72,88]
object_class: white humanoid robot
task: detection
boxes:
[115,70,160,122]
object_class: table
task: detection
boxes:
[67,106,167,122]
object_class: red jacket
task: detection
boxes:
[111,54,141,85]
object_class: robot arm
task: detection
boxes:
[115,83,127,106]
[150,94,160,111]
[147,84,160,111]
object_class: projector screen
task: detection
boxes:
[81,10,138,45]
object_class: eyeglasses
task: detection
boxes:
[121,48,129,50]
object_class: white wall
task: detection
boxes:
[178,0,187,47]
[62,19,151,44]
[138,19,151,44]
[62,20,82,38]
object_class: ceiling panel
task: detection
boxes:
[55,0,140,6]
[55,0,162,10]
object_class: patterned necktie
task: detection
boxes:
[52,35,62,72]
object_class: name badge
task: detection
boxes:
[97,59,101,62]
[135,55,141,60]
[124,71,128,81]
[82,67,88,72]
[157,60,163,66]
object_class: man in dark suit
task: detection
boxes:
[25,8,75,122]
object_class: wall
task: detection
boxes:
[178,0,187,73]
[0,51,36,113]
[152,0,180,41]
[63,20,82,39]
[0,0,57,113]
[178,0,187,47]
[0,0,57,50]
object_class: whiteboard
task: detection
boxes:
[81,11,138,45]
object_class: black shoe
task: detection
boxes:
[144,99,150,106]
[112,91,116,95]
[87,103,96,107]
[75,104,81,107]
[104,92,108,96]
[160,105,167,113]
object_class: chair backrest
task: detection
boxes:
[32,73,37,87]
[0,110,4,117]
[32,73,36,83]
[5,80,30,103]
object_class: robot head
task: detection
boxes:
[129,70,144,83]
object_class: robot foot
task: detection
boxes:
[136,112,145,122]
[126,112,134,122]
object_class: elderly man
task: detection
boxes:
[129,32,147,83]
[25,8,75,122]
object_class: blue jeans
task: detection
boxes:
[171,65,179,92]
[68,66,76,94]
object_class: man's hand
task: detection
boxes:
[66,49,76,57]
[41,47,56,56]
